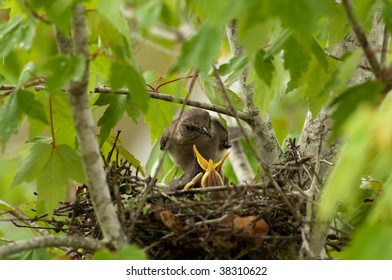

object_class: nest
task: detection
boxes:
[50,174,303,259]
[11,139,349,259]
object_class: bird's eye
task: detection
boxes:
[186,125,196,132]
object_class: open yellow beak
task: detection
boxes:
[183,145,230,190]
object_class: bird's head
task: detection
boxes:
[179,108,212,141]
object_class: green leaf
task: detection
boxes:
[31,0,74,33]
[56,145,86,184]
[160,0,182,27]
[252,71,271,115]
[252,53,288,115]
[263,29,292,60]
[97,0,128,35]
[18,62,36,85]
[318,108,373,220]
[198,73,244,111]
[0,199,14,211]
[110,62,149,113]
[188,0,246,25]
[382,1,392,34]
[238,18,280,54]
[340,223,392,260]
[331,81,384,138]
[221,53,248,85]
[89,45,111,88]
[283,34,311,93]
[145,140,180,183]
[301,56,335,115]
[51,93,77,146]
[96,94,131,146]
[325,50,362,98]
[171,23,224,74]
[11,143,52,188]
[0,93,24,149]
[16,90,48,124]
[143,71,188,144]
[0,15,36,57]
[117,145,145,176]
[11,142,85,215]
[134,0,162,31]
[310,38,328,71]
[254,49,274,87]
[37,147,68,215]
[352,0,380,33]
[323,6,349,50]
[271,0,334,37]
[44,55,85,93]
[145,98,175,144]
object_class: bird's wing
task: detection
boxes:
[160,126,170,150]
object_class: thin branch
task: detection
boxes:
[326,52,372,71]
[48,97,56,148]
[0,236,104,259]
[128,73,199,239]
[213,66,257,183]
[0,83,251,121]
[0,77,46,98]
[381,25,390,68]
[225,21,282,164]
[102,86,251,121]
[23,0,52,24]
[54,28,74,55]
[342,0,383,79]
[54,4,128,249]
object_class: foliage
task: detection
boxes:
[0,0,391,259]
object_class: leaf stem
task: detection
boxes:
[49,96,56,149]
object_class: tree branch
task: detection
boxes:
[148,91,251,121]
[55,4,128,250]
[225,21,282,164]
[95,85,251,121]
[381,25,390,68]
[0,83,251,121]
[305,7,385,258]
[342,0,383,79]
[0,236,103,259]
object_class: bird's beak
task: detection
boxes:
[200,126,212,138]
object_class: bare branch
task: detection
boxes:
[225,21,282,164]
[326,52,372,71]
[54,4,128,249]
[342,0,383,79]
[0,236,103,259]
[381,25,390,68]
[0,83,251,121]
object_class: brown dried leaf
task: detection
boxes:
[158,209,184,236]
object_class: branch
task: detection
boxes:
[95,85,251,121]
[298,109,343,259]
[381,25,390,68]
[212,67,256,183]
[342,0,383,79]
[0,236,103,259]
[304,7,385,258]
[55,4,128,249]
[225,21,282,164]
[0,83,251,121]
[326,52,372,71]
